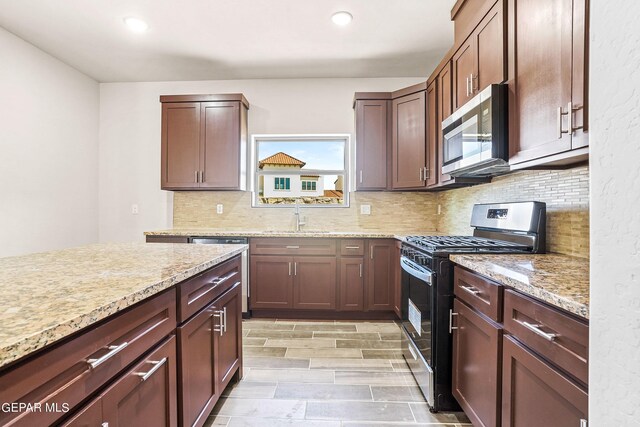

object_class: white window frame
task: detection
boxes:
[250,134,351,208]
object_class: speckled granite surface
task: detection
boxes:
[0,242,247,368]
[450,254,589,319]
[144,229,442,239]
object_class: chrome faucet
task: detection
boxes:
[294,199,307,232]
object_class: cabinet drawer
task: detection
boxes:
[454,266,503,322]
[0,289,176,427]
[503,290,588,385]
[250,238,336,256]
[146,235,189,243]
[177,256,241,323]
[339,239,365,256]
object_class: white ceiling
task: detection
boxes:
[0,0,455,83]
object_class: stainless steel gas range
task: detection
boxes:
[400,201,546,412]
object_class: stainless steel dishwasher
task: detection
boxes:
[190,237,249,315]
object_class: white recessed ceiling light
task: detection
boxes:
[123,17,149,33]
[331,11,353,26]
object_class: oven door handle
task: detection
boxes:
[400,257,433,284]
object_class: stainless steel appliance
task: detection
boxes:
[441,84,508,177]
[400,201,546,411]
[190,237,249,315]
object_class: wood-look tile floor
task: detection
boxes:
[206,319,471,426]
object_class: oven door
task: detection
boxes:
[400,256,434,366]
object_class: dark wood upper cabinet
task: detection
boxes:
[160,94,249,191]
[502,335,588,427]
[391,90,427,189]
[354,95,391,190]
[425,81,439,188]
[453,0,506,112]
[507,0,589,168]
[366,240,396,311]
[438,63,454,185]
[452,299,502,427]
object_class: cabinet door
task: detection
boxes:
[293,256,337,310]
[393,241,402,317]
[476,0,506,92]
[507,0,573,165]
[438,64,453,184]
[366,240,396,311]
[502,335,588,427]
[570,0,588,149]
[161,102,201,189]
[200,101,241,189]
[102,336,178,427]
[355,99,389,190]
[250,255,293,309]
[425,81,439,187]
[391,92,426,189]
[452,299,502,427]
[338,257,364,311]
[452,39,476,111]
[215,283,243,392]
[177,303,218,427]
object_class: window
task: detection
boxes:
[274,177,290,190]
[252,134,350,207]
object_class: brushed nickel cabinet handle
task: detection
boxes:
[370,246,374,259]
[213,310,224,335]
[345,246,360,249]
[570,103,584,132]
[449,309,459,334]
[286,245,300,249]
[200,171,204,183]
[359,263,363,278]
[359,170,363,183]
[465,77,469,97]
[469,74,474,94]
[135,357,167,381]
[294,262,297,276]
[195,171,199,183]
[522,321,558,341]
[87,342,129,369]
[461,285,480,296]
[557,105,570,139]
[288,262,292,276]
[419,168,423,181]
[223,306,227,333]
[424,167,429,179]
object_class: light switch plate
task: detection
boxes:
[360,204,371,215]
[216,204,224,214]
[131,204,139,215]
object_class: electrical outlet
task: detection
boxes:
[360,204,371,215]
[131,204,139,215]
[216,204,224,214]
[437,204,442,215]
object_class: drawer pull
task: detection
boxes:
[449,309,459,334]
[211,271,238,286]
[286,245,300,249]
[135,357,167,381]
[461,285,480,296]
[87,342,129,369]
[522,321,558,341]
[345,246,360,249]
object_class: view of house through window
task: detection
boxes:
[253,135,349,206]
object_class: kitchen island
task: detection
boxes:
[0,242,247,426]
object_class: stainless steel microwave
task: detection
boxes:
[441,84,509,177]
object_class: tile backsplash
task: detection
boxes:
[173,191,440,233]
[173,165,589,258]
[437,166,589,258]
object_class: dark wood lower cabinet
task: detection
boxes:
[293,256,337,310]
[502,335,588,427]
[250,255,293,309]
[338,257,364,311]
[366,240,396,311]
[178,283,242,427]
[452,299,502,427]
[64,335,178,427]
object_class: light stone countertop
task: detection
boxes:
[450,254,589,319]
[0,242,247,368]
[144,228,442,239]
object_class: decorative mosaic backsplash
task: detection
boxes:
[173,191,440,233]
[437,166,590,258]
[173,165,589,258]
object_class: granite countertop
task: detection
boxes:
[144,228,442,239]
[450,254,589,319]
[0,242,247,368]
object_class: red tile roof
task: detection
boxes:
[259,152,306,169]
[323,190,343,198]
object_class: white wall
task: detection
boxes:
[98,77,423,242]
[590,2,640,425]
[0,27,99,257]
